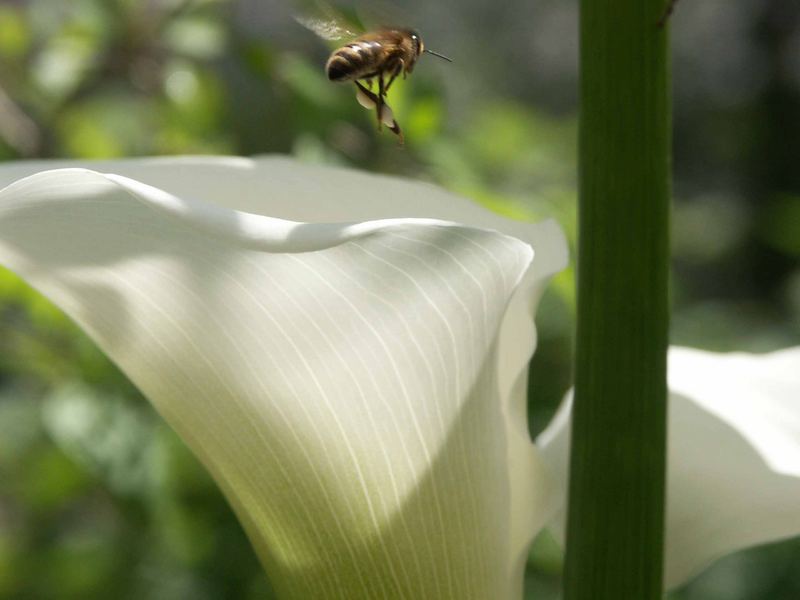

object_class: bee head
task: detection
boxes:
[410,30,424,57]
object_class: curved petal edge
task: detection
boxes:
[0,161,567,599]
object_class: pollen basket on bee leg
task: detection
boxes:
[354,89,395,127]
[380,105,396,128]
[356,88,376,109]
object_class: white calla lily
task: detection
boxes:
[537,345,800,589]
[0,156,568,599]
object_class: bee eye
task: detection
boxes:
[410,31,422,55]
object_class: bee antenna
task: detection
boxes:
[424,49,452,62]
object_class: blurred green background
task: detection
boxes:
[0,0,799,598]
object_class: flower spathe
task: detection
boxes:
[537,346,800,589]
[0,157,568,599]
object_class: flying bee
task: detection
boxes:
[298,14,451,143]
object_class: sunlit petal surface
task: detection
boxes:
[0,157,568,599]
[537,346,800,590]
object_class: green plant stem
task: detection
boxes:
[564,0,671,598]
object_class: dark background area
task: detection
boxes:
[0,0,798,597]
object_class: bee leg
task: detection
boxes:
[389,120,404,146]
[374,73,388,131]
[354,80,402,142]
[355,80,379,108]
[355,80,381,130]
[379,73,404,143]
[384,62,403,93]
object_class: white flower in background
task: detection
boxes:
[538,346,800,589]
[0,156,567,599]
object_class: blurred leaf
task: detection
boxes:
[277,52,341,110]
[673,194,749,262]
[238,42,275,78]
[42,383,157,498]
[41,530,121,599]
[164,15,226,60]
[0,391,42,461]
[21,447,89,511]
[30,33,99,101]
[760,194,800,256]
[405,95,442,142]
[0,533,23,598]
[163,61,226,133]
[59,94,157,157]
[0,6,31,59]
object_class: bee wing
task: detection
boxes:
[294,0,363,42]
[294,15,358,41]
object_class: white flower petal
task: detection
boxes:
[536,346,800,589]
[665,346,800,586]
[0,158,568,599]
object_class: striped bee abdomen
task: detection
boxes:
[325,40,384,81]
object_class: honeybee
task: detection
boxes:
[298,14,451,143]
